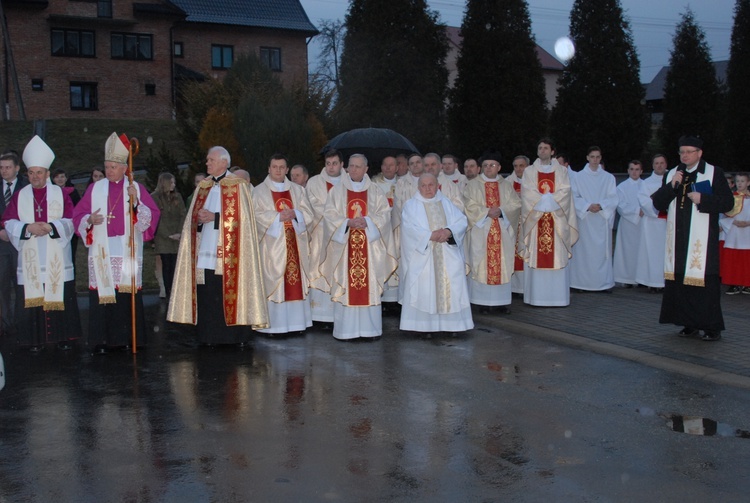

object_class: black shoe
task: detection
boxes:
[29,345,44,354]
[479,306,490,314]
[496,306,511,315]
[726,286,742,295]
[237,341,251,350]
[678,327,698,338]
[57,341,73,351]
[93,344,108,355]
[701,331,721,341]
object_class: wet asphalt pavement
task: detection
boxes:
[1,296,750,502]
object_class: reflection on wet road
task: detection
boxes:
[1,298,750,501]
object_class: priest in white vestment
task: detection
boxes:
[253,154,315,334]
[371,155,400,303]
[569,147,617,292]
[320,154,397,340]
[306,149,344,323]
[521,139,578,306]
[613,161,644,286]
[635,155,668,290]
[400,173,473,333]
[442,154,468,192]
[464,151,520,312]
[505,155,528,294]
[394,154,425,299]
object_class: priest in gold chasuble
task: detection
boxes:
[320,154,397,340]
[306,149,345,323]
[520,139,578,307]
[167,146,268,346]
[464,150,520,312]
[252,154,315,334]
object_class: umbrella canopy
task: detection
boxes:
[320,128,420,170]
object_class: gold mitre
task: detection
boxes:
[105,132,130,164]
[22,135,55,169]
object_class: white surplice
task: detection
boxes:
[613,177,643,285]
[569,164,617,291]
[634,172,667,288]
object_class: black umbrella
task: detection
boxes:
[320,128,420,169]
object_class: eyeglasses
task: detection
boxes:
[482,163,499,169]
[678,149,700,155]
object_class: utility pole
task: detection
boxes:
[0,0,26,120]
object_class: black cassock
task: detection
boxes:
[651,160,734,331]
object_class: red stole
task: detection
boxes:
[326,181,333,192]
[484,181,502,285]
[189,181,242,325]
[512,180,523,271]
[347,190,370,306]
[536,172,556,269]
[272,190,303,301]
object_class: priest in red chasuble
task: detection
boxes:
[252,153,315,335]
[520,138,578,307]
[464,150,520,313]
[73,132,160,354]
[2,136,80,352]
[320,154,397,341]
[167,146,268,347]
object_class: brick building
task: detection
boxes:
[0,0,318,120]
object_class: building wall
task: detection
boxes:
[173,24,310,89]
[1,1,311,121]
[2,0,175,120]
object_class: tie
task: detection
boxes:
[3,182,11,206]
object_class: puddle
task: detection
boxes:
[664,415,750,439]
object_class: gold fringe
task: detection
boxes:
[99,295,117,304]
[118,285,134,294]
[683,277,705,287]
[25,297,44,308]
[44,301,65,311]
[664,272,675,281]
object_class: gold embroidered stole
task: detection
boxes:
[424,199,451,314]
[347,190,370,306]
[272,190,303,301]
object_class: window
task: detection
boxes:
[98,0,112,18]
[70,82,98,110]
[174,41,183,58]
[211,45,233,69]
[145,83,156,96]
[31,79,44,91]
[260,47,282,71]
[111,33,153,60]
[51,29,95,57]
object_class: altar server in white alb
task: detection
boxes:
[1,136,80,352]
[464,150,520,313]
[635,154,669,291]
[569,146,617,292]
[613,160,644,286]
[400,173,473,334]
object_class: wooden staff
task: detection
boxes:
[127,137,140,354]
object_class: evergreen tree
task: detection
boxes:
[335,0,449,152]
[659,9,722,163]
[447,0,547,160]
[550,0,649,170]
[145,141,189,198]
[726,0,750,170]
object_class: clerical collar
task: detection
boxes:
[271,180,286,190]
[212,171,228,182]
[351,179,366,191]
[686,163,699,173]
[481,174,500,182]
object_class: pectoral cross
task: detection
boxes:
[106,212,116,223]
[35,206,43,218]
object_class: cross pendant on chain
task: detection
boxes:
[106,212,116,223]
[35,206,43,217]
